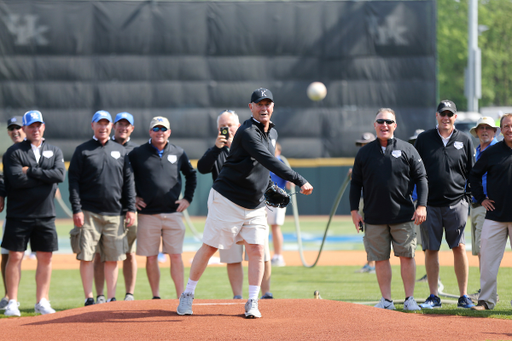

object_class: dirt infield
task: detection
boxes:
[1,299,512,340]
[6,250,512,339]
[20,250,512,270]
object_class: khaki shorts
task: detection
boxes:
[364,221,417,261]
[266,206,286,226]
[136,212,185,256]
[219,238,271,263]
[95,213,138,260]
[471,204,486,256]
[203,189,268,249]
[124,213,138,254]
[76,211,126,262]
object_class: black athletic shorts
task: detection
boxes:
[1,217,58,252]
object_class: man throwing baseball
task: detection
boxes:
[197,110,272,300]
[177,88,313,318]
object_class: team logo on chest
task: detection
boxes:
[454,141,463,150]
[168,155,177,164]
[42,150,53,158]
[111,151,121,159]
[391,150,402,158]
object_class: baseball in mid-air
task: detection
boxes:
[307,82,327,101]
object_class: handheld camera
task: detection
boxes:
[220,126,229,139]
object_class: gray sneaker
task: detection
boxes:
[124,293,135,301]
[244,299,261,318]
[0,297,9,310]
[96,295,106,304]
[177,292,194,316]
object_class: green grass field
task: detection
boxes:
[2,217,512,320]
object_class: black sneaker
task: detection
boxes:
[107,297,116,302]
[458,295,475,309]
[84,298,95,306]
[419,294,441,309]
[152,296,161,299]
[260,292,273,299]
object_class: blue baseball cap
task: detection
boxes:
[23,110,44,126]
[92,110,112,123]
[114,112,134,125]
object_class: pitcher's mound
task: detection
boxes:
[1,299,511,340]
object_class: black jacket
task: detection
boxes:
[350,138,428,225]
[415,128,474,207]
[128,141,197,214]
[0,173,5,198]
[213,118,307,209]
[469,141,512,222]
[197,145,229,182]
[68,138,135,216]
[112,136,138,154]
[3,140,65,218]
[112,136,139,214]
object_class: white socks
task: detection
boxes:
[185,279,198,294]
[248,285,260,300]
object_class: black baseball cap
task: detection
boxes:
[250,88,273,103]
[7,116,23,128]
[437,100,457,114]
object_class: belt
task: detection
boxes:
[471,202,482,209]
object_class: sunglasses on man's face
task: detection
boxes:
[8,126,22,131]
[375,119,395,125]
[152,127,168,132]
[439,111,454,117]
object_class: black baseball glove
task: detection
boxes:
[264,184,290,208]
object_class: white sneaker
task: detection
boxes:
[35,298,56,315]
[244,299,262,318]
[374,297,395,310]
[177,292,194,316]
[4,300,21,316]
[271,255,286,267]
[403,297,421,311]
